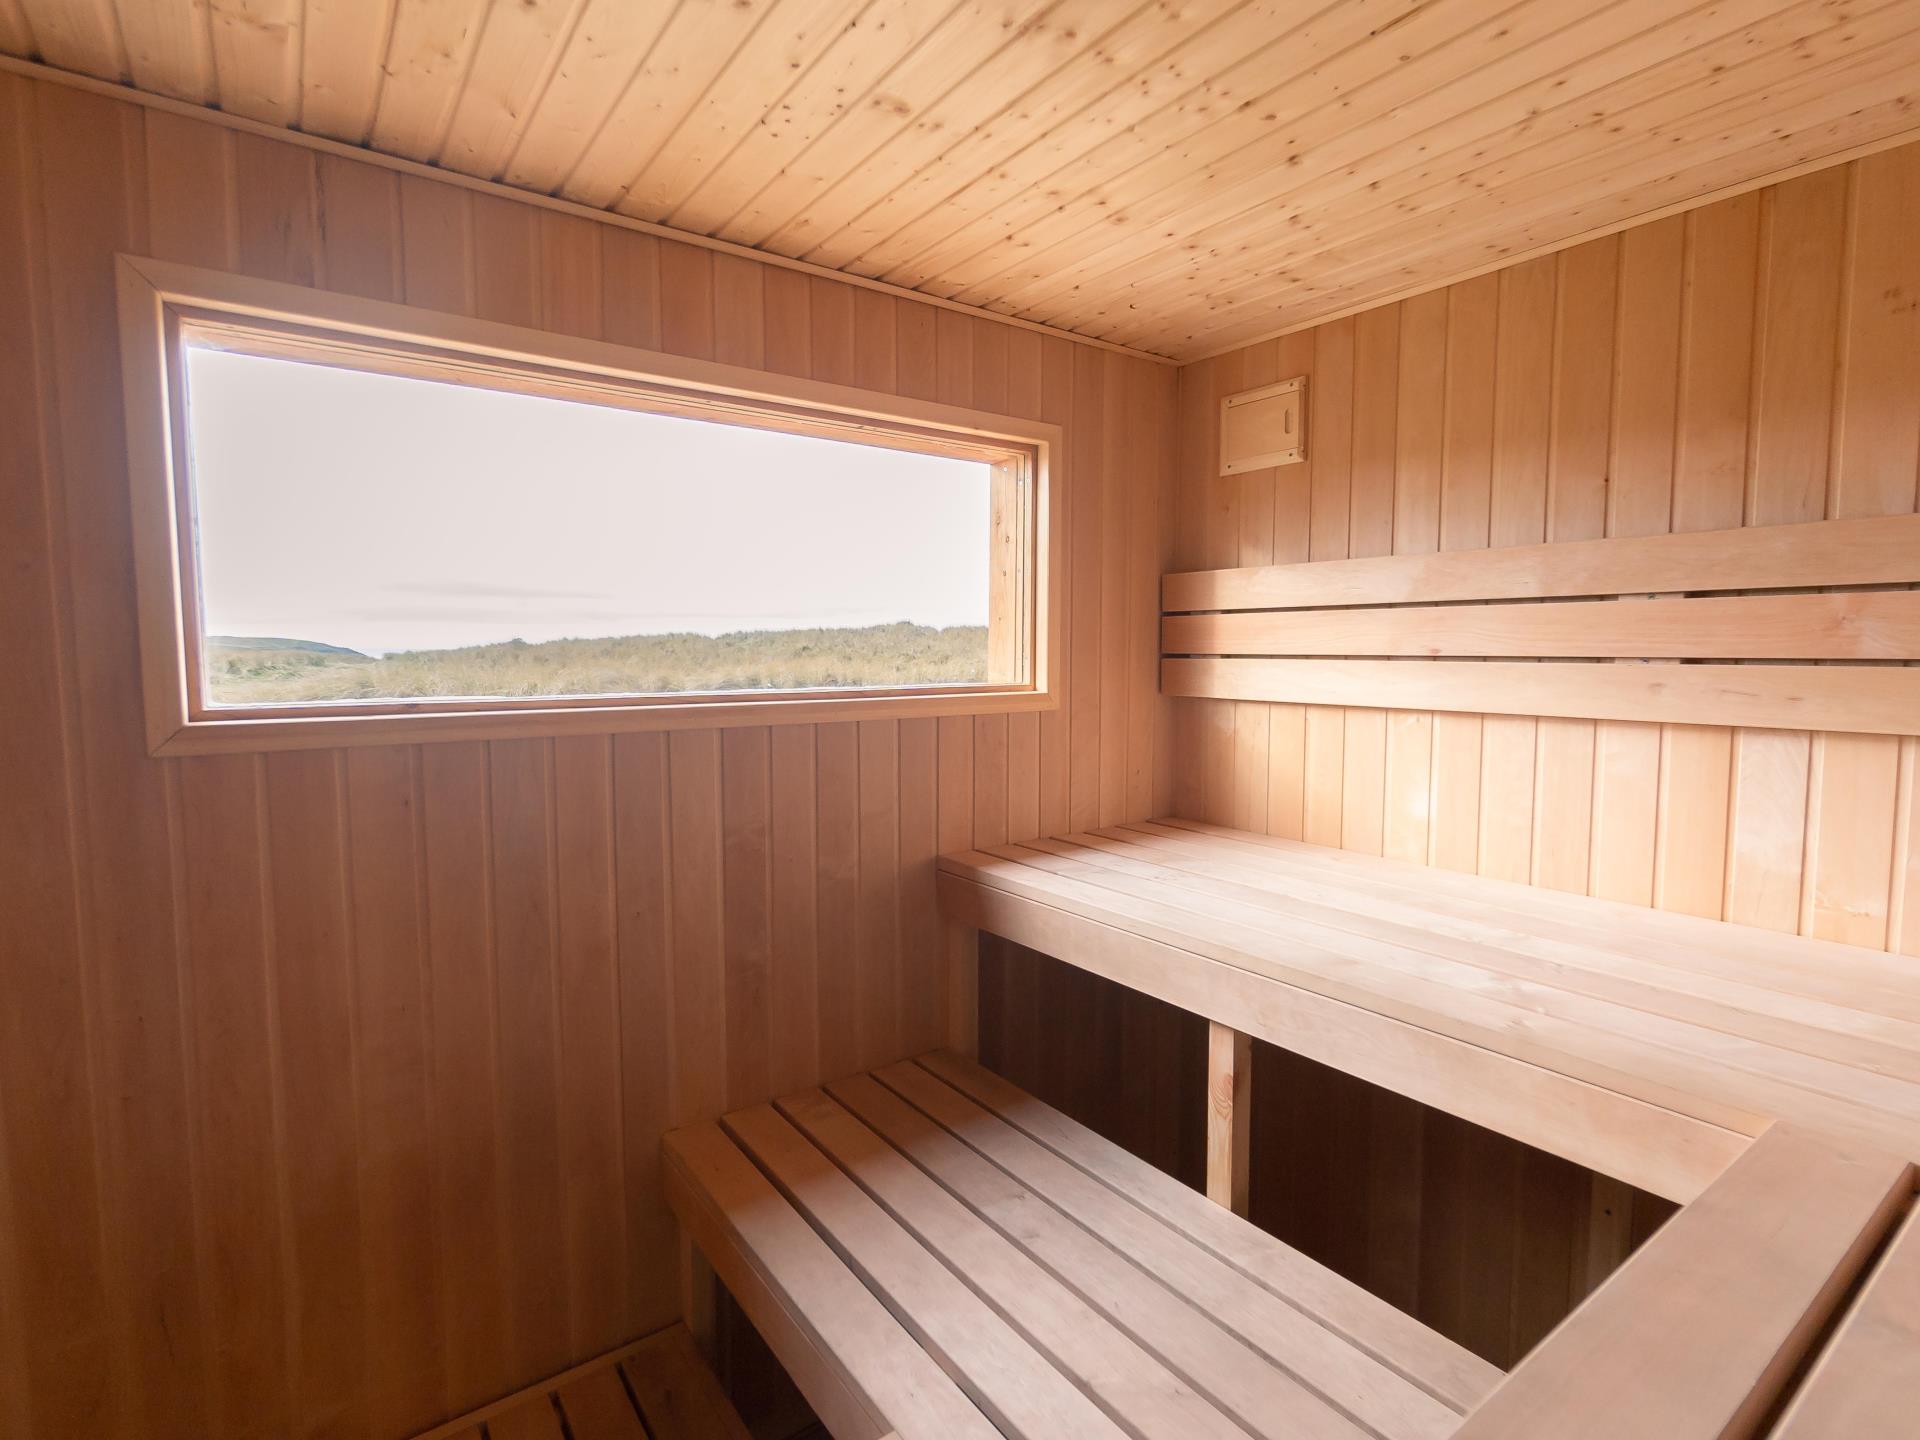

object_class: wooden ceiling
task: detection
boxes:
[6,0,1919,359]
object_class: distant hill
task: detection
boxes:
[205,621,988,705]
[209,635,368,657]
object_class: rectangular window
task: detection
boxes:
[118,257,1058,754]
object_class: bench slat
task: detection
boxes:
[1451,1126,1914,1440]
[917,1049,1502,1414]
[721,1103,1129,1440]
[1772,1200,1920,1437]
[872,1059,1462,1440]
[774,1085,1250,1440]
[662,1124,999,1440]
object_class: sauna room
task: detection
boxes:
[4,2,1920,1437]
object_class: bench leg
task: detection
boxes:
[1577,1173,1637,1299]
[681,1230,719,1366]
[945,919,980,1057]
[1206,1021,1253,1217]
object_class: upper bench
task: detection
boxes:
[938,819,1920,1201]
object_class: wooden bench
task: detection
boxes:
[661,821,1920,1437]
[664,1050,1501,1440]
[939,819,1920,1203]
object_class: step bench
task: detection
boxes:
[665,1050,1500,1440]
[668,1056,1920,1439]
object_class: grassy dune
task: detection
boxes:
[206,622,989,704]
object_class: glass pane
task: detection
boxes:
[183,345,995,706]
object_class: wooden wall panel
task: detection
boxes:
[1173,138,1920,960]
[0,73,1175,1440]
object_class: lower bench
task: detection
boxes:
[664,1049,1499,1440]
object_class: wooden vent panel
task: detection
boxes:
[1219,378,1305,475]
[1161,515,1920,736]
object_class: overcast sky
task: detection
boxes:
[185,347,991,656]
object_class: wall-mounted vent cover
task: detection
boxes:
[1220,376,1305,475]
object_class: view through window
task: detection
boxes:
[182,343,1002,708]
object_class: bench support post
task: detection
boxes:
[1206,1021,1253,1216]
[946,918,980,1057]
[1576,1174,1637,1299]
[680,1231,719,1365]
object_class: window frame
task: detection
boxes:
[116,254,1062,756]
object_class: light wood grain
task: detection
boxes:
[10,8,1920,356]
[1163,657,1920,738]
[1207,1021,1253,1216]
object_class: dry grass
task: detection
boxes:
[206,622,989,704]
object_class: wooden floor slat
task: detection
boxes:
[915,1050,1503,1414]
[406,1323,748,1440]
[773,1085,1250,1440]
[619,1327,754,1440]
[720,1102,1128,1440]
[484,1394,565,1440]
[552,1365,647,1440]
